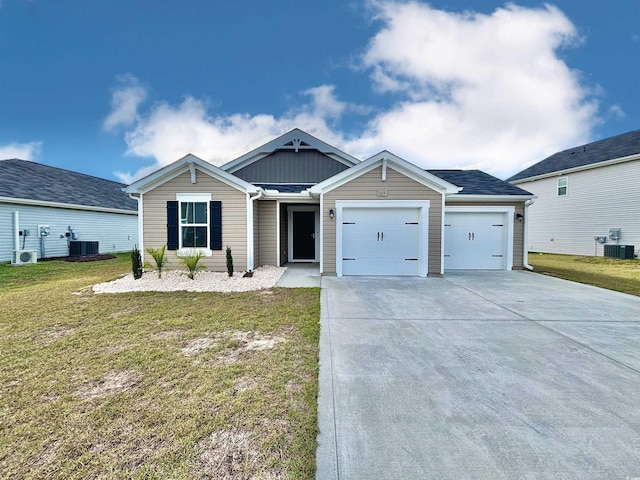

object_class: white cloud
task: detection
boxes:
[112,83,353,183]
[607,104,626,120]
[111,2,599,182]
[103,74,147,132]
[0,141,41,160]
[350,1,597,177]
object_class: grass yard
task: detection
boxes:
[0,254,320,479]
[529,252,640,297]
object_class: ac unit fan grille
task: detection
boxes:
[19,251,33,263]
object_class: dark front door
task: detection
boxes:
[293,211,316,260]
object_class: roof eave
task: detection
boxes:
[510,152,640,184]
[124,154,258,194]
[311,151,460,195]
[0,196,138,214]
[221,129,360,173]
[445,194,535,202]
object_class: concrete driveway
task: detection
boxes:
[316,271,640,480]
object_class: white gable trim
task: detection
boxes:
[124,154,259,195]
[221,129,360,173]
[310,151,461,195]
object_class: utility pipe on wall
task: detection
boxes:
[13,211,20,252]
[523,197,537,271]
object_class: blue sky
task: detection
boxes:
[1,0,638,182]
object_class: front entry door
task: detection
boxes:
[292,211,316,260]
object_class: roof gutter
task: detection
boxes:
[445,194,534,202]
[510,152,640,185]
[523,196,537,271]
[0,195,137,215]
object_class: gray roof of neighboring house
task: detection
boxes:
[0,159,137,211]
[507,129,640,183]
[428,170,533,196]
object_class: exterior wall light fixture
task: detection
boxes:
[329,208,335,220]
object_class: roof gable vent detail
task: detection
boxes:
[284,138,310,152]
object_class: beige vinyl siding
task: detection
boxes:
[257,200,278,266]
[517,160,640,256]
[143,169,248,271]
[447,201,525,269]
[323,166,444,275]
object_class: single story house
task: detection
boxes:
[1,159,138,263]
[125,129,533,276]
[508,130,640,258]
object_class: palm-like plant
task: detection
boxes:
[180,251,205,280]
[146,245,168,278]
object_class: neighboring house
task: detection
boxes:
[1,159,138,263]
[508,130,640,257]
[125,129,533,277]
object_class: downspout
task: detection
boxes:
[13,211,20,253]
[128,193,143,260]
[523,196,537,271]
[247,189,264,271]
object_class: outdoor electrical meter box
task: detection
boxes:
[38,225,51,237]
[609,228,621,241]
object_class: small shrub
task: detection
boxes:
[146,245,168,278]
[226,246,234,277]
[180,251,205,280]
[131,245,143,280]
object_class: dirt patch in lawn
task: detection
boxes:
[75,370,142,399]
[193,428,286,480]
[182,331,286,363]
[36,326,77,344]
[153,329,187,340]
[232,376,258,395]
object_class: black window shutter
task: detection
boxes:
[210,201,222,250]
[167,201,179,250]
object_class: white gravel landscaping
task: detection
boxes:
[92,265,286,293]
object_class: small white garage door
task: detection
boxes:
[341,207,421,275]
[444,212,507,269]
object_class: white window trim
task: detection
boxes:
[176,193,212,257]
[557,177,568,196]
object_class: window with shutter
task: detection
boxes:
[168,194,219,255]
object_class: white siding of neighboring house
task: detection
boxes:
[0,202,138,262]
[517,160,640,257]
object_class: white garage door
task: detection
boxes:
[444,212,507,269]
[342,207,421,275]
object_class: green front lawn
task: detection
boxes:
[529,252,640,297]
[0,255,320,479]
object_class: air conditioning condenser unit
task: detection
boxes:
[12,250,37,265]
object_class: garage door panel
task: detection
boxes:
[444,212,507,270]
[342,257,419,276]
[340,206,423,276]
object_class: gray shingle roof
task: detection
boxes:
[428,170,532,196]
[253,183,315,193]
[0,159,137,211]
[507,129,640,183]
